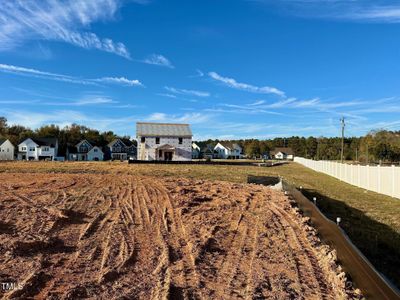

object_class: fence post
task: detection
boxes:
[392,165,396,198]
[377,165,381,193]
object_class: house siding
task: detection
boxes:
[87,147,104,161]
[138,136,192,161]
[17,138,58,161]
[0,140,14,160]
[214,143,242,159]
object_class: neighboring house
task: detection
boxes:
[137,122,192,161]
[17,138,58,161]
[201,144,218,159]
[0,139,15,160]
[87,146,104,161]
[214,142,243,159]
[107,138,137,161]
[67,140,92,161]
[270,147,294,160]
[67,140,104,161]
[192,142,201,159]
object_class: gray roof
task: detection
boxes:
[136,122,192,137]
[32,137,58,147]
[270,147,294,155]
[219,142,242,151]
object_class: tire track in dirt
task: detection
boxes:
[269,202,333,299]
[0,173,357,300]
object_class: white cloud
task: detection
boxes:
[156,93,177,99]
[344,6,400,23]
[256,1,400,23]
[165,86,210,97]
[145,112,212,124]
[70,96,116,106]
[96,77,143,87]
[2,108,140,135]
[0,63,143,87]
[208,71,285,97]
[143,54,174,68]
[0,0,131,58]
[189,69,205,78]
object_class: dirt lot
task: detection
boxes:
[0,171,359,299]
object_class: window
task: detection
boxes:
[141,137,145,143]
[21,147,27,151]
[156,137,160,144]
[43,147,50,151]
[29,147,36,151]
[94,148,98,152]
[179,138,183,144]
[7,149,9,152]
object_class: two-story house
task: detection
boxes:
[192,142,201,159]
[107,138,136,161]
[67,140,104,161]
[0,139,15,160]
[137,122,192,161]
[214,142,242,159]
[17,138,58,161]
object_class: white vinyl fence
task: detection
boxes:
[294,157,400,199]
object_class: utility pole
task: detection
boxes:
[340,117,345,163]
[356,147,358,162]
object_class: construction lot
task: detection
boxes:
[0,162,364,299]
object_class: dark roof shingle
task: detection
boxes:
[136,122,192,137]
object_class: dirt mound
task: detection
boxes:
[0,173,359,299]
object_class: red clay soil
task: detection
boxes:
[0,173,360,299]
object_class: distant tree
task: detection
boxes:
[245,140,261,158]
[0,117,7,136]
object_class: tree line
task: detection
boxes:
[196,130,400,163]
[1,116,399,162]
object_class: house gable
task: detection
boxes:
[76,140,93,152]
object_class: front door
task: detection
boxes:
[164,151,173,161]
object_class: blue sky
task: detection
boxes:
[1,0,400,140]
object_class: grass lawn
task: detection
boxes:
[1,161,399,288]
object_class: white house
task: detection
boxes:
[17,138,58,161]
[214,142,242,159]
[87,146,104,161]
[270,147,294,160]
[137,122,192,161]
[0,139,15,160]
[192,142,201,159]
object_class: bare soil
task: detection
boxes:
[0,172,358,299]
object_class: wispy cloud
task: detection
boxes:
[145,112,212,124]
[156,93,177,99]
[189,69,205,78]
[208,71,285,97]
[142,54,174,68]
[253,1,400,23]
[0,0,131,58]
[0,63,143,87]
[165,86,210,97]
[96,77,143,87]
[2,108,140,135]
[345,6,400,23]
